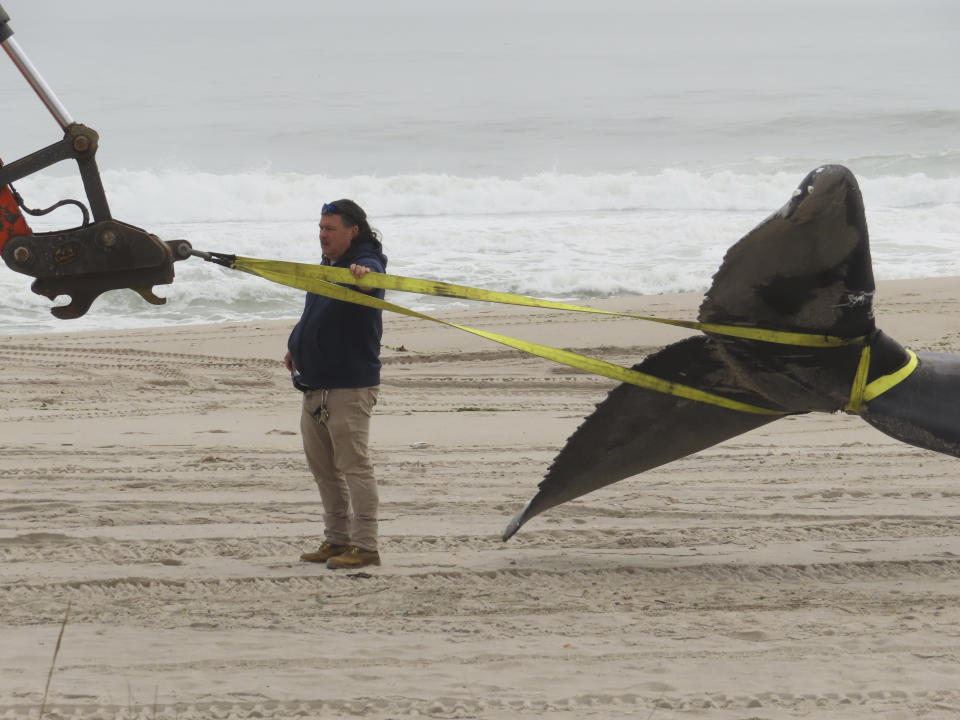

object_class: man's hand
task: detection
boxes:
[350,263,374,291]
[283,350,295,373]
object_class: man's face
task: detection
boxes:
[319,213,358,262]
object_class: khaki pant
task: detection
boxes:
[300,386,379,551]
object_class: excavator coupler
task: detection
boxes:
[2,224,192,319]
[1,3,192,319]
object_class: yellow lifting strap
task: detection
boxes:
[229,255,918,417]
[845,347,919,414]
[235,256,865,347]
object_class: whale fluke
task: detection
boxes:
[504,165,959,540]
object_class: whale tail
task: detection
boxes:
[502,336,785,539]
[504,165,958,540]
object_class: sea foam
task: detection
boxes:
[3,166,958,335]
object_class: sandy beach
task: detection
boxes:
[3,276,960,720]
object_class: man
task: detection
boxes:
[284,199,387,569]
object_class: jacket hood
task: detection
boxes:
[332,238,388,269]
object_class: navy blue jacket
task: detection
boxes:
[287,239,388,389]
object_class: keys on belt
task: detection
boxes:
[312,389,330,424]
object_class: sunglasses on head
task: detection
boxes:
[321,201,358,226]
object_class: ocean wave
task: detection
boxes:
[4,165,958,335]
[12,164,959,231]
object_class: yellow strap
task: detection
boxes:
[844,348,920,414]
[862,349,919,404]
[234,256,865,348]
[228,255,919,417]
[843,346,872,413]
[232,256,785,416]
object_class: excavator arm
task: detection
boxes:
[0,3,191,319]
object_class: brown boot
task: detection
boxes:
[300,541,348,563]
[326,546,381,569]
